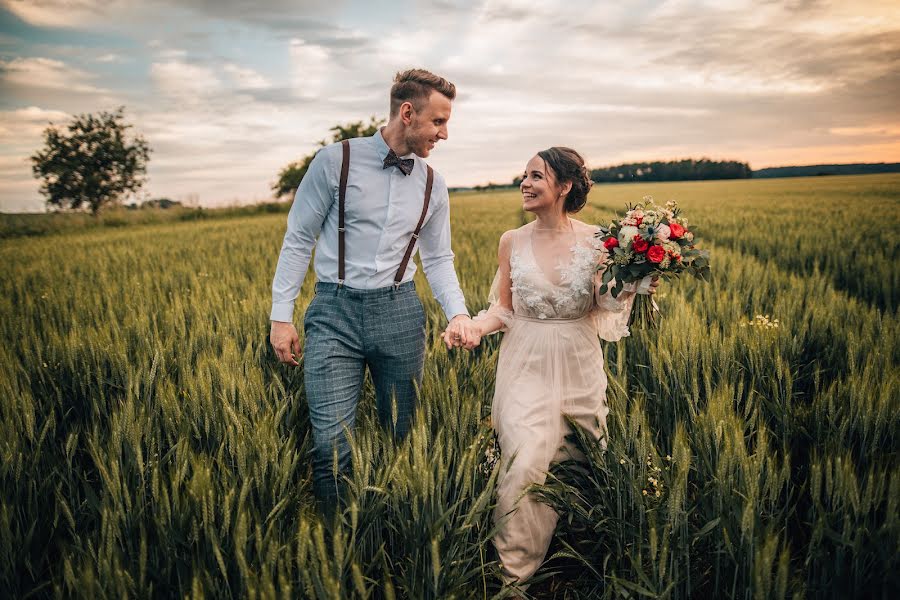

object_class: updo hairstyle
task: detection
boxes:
[537,147,593,213]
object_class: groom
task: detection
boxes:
[269,68,479,503]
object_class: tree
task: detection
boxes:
[31,107,151,215]
[272,116,385,199]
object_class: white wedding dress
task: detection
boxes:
[477,219,638,583]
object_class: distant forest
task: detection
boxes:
[589,159,752,183]
[453,161,900,192]
[752,162,900,178]
[585,160,900,183]
[485,161,900,191]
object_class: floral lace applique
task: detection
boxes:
[557,243,600,296]
[510,249,554,319]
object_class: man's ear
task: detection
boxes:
[399,101,414,126]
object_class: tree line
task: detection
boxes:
[753,163,900,178]
[588,159,752,183]
[507,158,750,189]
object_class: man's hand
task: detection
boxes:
[442,314,482,351]
[270,321,302,366]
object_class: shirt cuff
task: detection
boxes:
[270,301,295,323]
[444,300,470,322]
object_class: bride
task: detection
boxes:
[444,147,659,588]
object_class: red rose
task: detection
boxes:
[647,245,665,263]
[603,237,619,250]
[632,235,649,253]
[669,223,685,238]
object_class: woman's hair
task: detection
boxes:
[537,147,593,213]
[390,69,456,116]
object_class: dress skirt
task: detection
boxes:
[491,313,610,583]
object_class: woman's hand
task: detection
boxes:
[637,275,661,295]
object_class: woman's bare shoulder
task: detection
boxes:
[500,223,531,243]
[569,217,599,232]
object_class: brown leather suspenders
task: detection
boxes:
[338,140,350,286]
[337,139,434,289]
[395,166,433,288]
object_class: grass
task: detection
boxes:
[1,174,898,598]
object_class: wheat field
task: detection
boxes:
[1,174,898,599]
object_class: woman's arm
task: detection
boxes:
[441,230,515,349]
[471,230,515,337]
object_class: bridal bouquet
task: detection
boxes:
[596,196,710,329]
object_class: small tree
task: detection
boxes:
[31,107,151,215]
[272,116,384,199]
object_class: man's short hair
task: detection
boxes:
[390,69,456,116]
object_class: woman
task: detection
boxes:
[444,147,658,587]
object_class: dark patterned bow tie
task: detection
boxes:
[383,149,415,176]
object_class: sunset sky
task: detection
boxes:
[1,0,898,212]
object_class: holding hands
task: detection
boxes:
[442,314,482,351]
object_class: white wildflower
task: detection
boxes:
[618,225,639,244]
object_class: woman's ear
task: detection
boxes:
[560,180,573,199]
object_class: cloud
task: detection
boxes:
[150,57,222,104]
[95,52,125,63]
[223,63,271,91]
[0,0,128,28]
[156,0,344,37]
[0,57,109,93]
[0,106,70,139]
[289,39,332,99]
[829,125,900,137]
[0,106,72,212]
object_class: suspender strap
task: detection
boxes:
[394,165,433,288]
[338,140,350,286]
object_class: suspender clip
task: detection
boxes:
[411,233,419,240]
[337,279,344,288]
[338,227,346,232]
[393,281,401,290]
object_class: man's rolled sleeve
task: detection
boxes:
[270,148,336,322]
[418,182,469,321]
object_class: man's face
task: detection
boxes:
[405,90,451,158]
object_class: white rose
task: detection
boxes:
[618,225,639,244]
[655,223,671,241]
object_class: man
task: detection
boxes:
[270,68,479,503]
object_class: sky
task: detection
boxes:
[1,0,898,212]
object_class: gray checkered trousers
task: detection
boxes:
[304,281,426,501]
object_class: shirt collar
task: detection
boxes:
[372,128,390,157]
[373,127,416,161]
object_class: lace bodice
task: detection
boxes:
[475,219,637,341]
[509,222,602,320]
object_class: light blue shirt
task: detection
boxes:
[270,130,469,323]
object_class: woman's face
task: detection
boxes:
[520,155,565,213]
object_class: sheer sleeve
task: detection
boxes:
[590,269,637,342]
[473,268,515,334]
[473,230,516,334]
